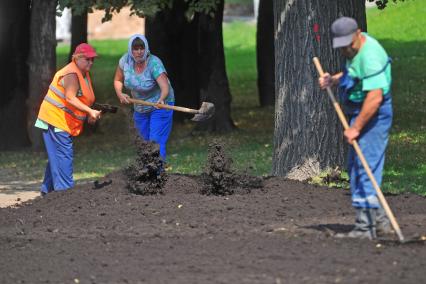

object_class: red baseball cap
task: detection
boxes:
[73,43,98,58]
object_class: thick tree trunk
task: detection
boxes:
[146,2,199,122]
[68,7,88,62]
[272,0,366,180]
[147,1,235,131]
[256,0,275,107]
[195,0,235,132]
[27,0,57,150]
[0,0,31,150]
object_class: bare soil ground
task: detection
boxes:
[0,168,41,208]
[1,170,425,284]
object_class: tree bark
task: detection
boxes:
[68,7,88,62]
[0,0,31,150]
[147,0,235,132]
[256,0,275,107]
[272,0,366,180]
[146,2,199,122]
[195,0,235,132]
[27,0,57,150]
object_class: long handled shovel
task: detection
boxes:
[313,57,405,242]
[127,97,215,122]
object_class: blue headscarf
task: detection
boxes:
[127,34,150,66]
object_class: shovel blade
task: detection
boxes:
[191,102,215,122]
[191,113,213,122]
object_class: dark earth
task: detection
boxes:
[201,142,262,196]
[1,143,425,283]
[126,138,167,196]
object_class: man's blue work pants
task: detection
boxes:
[347,96,393,209]
[41,126,74,194]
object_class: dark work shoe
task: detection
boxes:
[40,191,47,197]
[334,229,376,240]
[335,228,376,240]
[335,208,377,240]
[376,223,394,236]
[375,207,394,236]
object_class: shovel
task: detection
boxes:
[127,97,215,122]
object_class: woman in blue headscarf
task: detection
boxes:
[114,34,175,161]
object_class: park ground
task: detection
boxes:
[0,171,425,283]
[0,1,426,283]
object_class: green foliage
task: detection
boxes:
[185,0,220,18]
[309,169,349,189]
[225,0,252,4]
[58,0,219,21]
[368,0,408,10]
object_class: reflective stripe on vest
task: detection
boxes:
[49,84,66,99]
[44,95,87,121]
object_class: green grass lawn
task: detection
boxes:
[0,1,425,195]
[367,0,426,194]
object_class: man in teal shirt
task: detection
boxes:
[319,17,393,240]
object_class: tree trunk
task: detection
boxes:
[272,0,366,180]
[146,2,199,122]
[27,0,57,150]
[0,0,31,150]
[256,0,275,107]
[195,0,235,132]
[147,1,235,131]
[68,7,88,62]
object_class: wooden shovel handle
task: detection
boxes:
[313,57,405,242]
[313,58,350,129]
[127,97,199,114]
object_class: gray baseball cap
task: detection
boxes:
[331,17,358,48]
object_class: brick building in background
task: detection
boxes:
[56,7,145,42]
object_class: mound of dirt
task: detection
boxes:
[201,142,263,195]
[125,137,166,195]
[0,171,425,283]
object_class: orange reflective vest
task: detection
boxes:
[38,62,95,136]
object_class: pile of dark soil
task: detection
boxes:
[125,137,166,195]
[201,142,263,195]
[0,171,425,283]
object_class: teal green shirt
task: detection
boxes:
[346,33,392,102]
[34,118,64,132]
